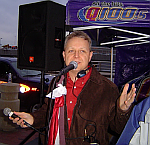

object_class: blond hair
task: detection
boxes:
[64,31,92,50]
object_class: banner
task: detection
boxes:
[66,0,150,27]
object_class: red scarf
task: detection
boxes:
[47,96,64,145]
[47,75,65,145]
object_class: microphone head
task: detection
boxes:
[69,61,78,69]
[3,108,11,116]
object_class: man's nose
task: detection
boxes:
[74,51,79,58]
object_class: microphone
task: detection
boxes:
[3,108,32,127]
[3,108,46,135]
[57,61,78,76]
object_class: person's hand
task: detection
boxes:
[9,112,34,128]
[119,83,136,111]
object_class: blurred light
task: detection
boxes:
[20,84,30,93]
[31,88,39,91]
[0,81,39,93]
[0,81,7,84]
[20,84,39,93]
[55,39,61,41]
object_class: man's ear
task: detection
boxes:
[89,51,93,62]
[62,51,65,61]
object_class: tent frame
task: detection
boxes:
[72,26,150,81]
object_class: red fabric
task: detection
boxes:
[47,68,92,144]
[47,96,64,145]
[66,67,92,131]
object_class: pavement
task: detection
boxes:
[0,127,39,145]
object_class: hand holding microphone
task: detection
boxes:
[4,108,46,135]
[3,108,34,128]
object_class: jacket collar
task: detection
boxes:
[89,66,103,85]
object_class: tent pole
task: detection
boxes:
[97,29,99,45]
[110,46,113,82]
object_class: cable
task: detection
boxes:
[71,77,98,143]
[46,76,58,143]
[72,77,96,125]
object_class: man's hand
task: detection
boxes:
[9,112,34,128]
[119,83,136,111]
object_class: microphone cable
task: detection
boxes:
[46,76,58,143]
[73,76,97,125]
[46,74,66,143]
[65,76,98,143]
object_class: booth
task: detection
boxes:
[66,0,150,102]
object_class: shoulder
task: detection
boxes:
[90,66,117,88]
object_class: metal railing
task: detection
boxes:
[91,46,116,81]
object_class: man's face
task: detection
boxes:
[63,37,93,73]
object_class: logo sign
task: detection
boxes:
[29,56,34,63]
[67,1,150,27]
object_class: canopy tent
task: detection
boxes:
[66,0,150,90]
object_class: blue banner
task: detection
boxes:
[66,0,150,27]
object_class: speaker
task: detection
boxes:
[17,1,66,71]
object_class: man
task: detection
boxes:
[10,31,136,145]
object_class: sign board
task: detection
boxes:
[66,0,150,27]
